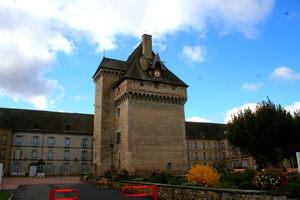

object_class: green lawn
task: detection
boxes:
[0,192,12,200]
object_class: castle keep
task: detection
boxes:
[92,34,188,175]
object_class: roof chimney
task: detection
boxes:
[140,34,152,70]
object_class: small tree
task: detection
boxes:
[227,98,300,169]
[187,164,220,187]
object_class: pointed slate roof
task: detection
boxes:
[185,121,227,139]
[0,107,93,134]
[93,42,188,88]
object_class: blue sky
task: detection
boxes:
[0,0,299,123]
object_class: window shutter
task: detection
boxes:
[89,151,93,161]
[21,137,24,146]
[87,139,90,148]
[79,164,82,174]
[37,138,40,146]
[10,163,14,173]
[90,139,93,149]
[81,139,83,148]
[68,164,71,174]
[31,137,33,146]
[19,164,22,172]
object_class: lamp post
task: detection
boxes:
[110,143,114,172]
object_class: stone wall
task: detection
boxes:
[106,180,287,200]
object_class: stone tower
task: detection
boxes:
[92,34,188,176]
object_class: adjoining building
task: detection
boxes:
[0,108,93,176]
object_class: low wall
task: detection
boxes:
[107,180,287,200]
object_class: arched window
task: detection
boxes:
[14,149,21,160]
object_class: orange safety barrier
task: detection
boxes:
[121,185,157,200]
[49,189,80,200]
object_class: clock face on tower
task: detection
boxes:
[154,70,160,78]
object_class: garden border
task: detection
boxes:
[81,177,287,200]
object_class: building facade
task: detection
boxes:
[0,108,93,176]
[185,122,255,172]
[0,124,13,176]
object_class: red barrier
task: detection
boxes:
[121,185,157,200]
[49,189,80,200]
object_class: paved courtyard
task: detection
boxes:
[0,176,149,200]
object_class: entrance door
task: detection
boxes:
[29,166,37,177]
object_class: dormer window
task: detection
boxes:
[65,125,70,131]
[200,132,205,138]
[150,54,166,79]
[34,124,39,130]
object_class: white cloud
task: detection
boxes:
[181,45,207,63]
[186,116,212,123]
[74,95,92,100]
[270,66,300,81]
[241,82,264,91]
[224,103,256,123]
[224,101,300,123]
[285,102,300,115]
[0,0,275,109]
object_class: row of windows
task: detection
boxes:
[231,158,250,168]
[13,136,93,148]
[10,162,92,175]
[187,158,250,170]
[13,149,92,161]
[186,142,226,150]
[187,152,228,161]
[187,162,208,169]
[187,152,217,160]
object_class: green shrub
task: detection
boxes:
[238,181,254,189]
[132,177,144,182]
[213,181,232,189]
[241,169,256,181]
[149,172,171,184]
[167,177,187,185]
[216,169,255,189]
[120,169,129,179]
[103,170,113,179]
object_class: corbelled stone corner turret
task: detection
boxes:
[92,34,188,176]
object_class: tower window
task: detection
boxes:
[117,108,120,118]
[116,132,121,144]
[154,82,159,88]
[167,163,172,170]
